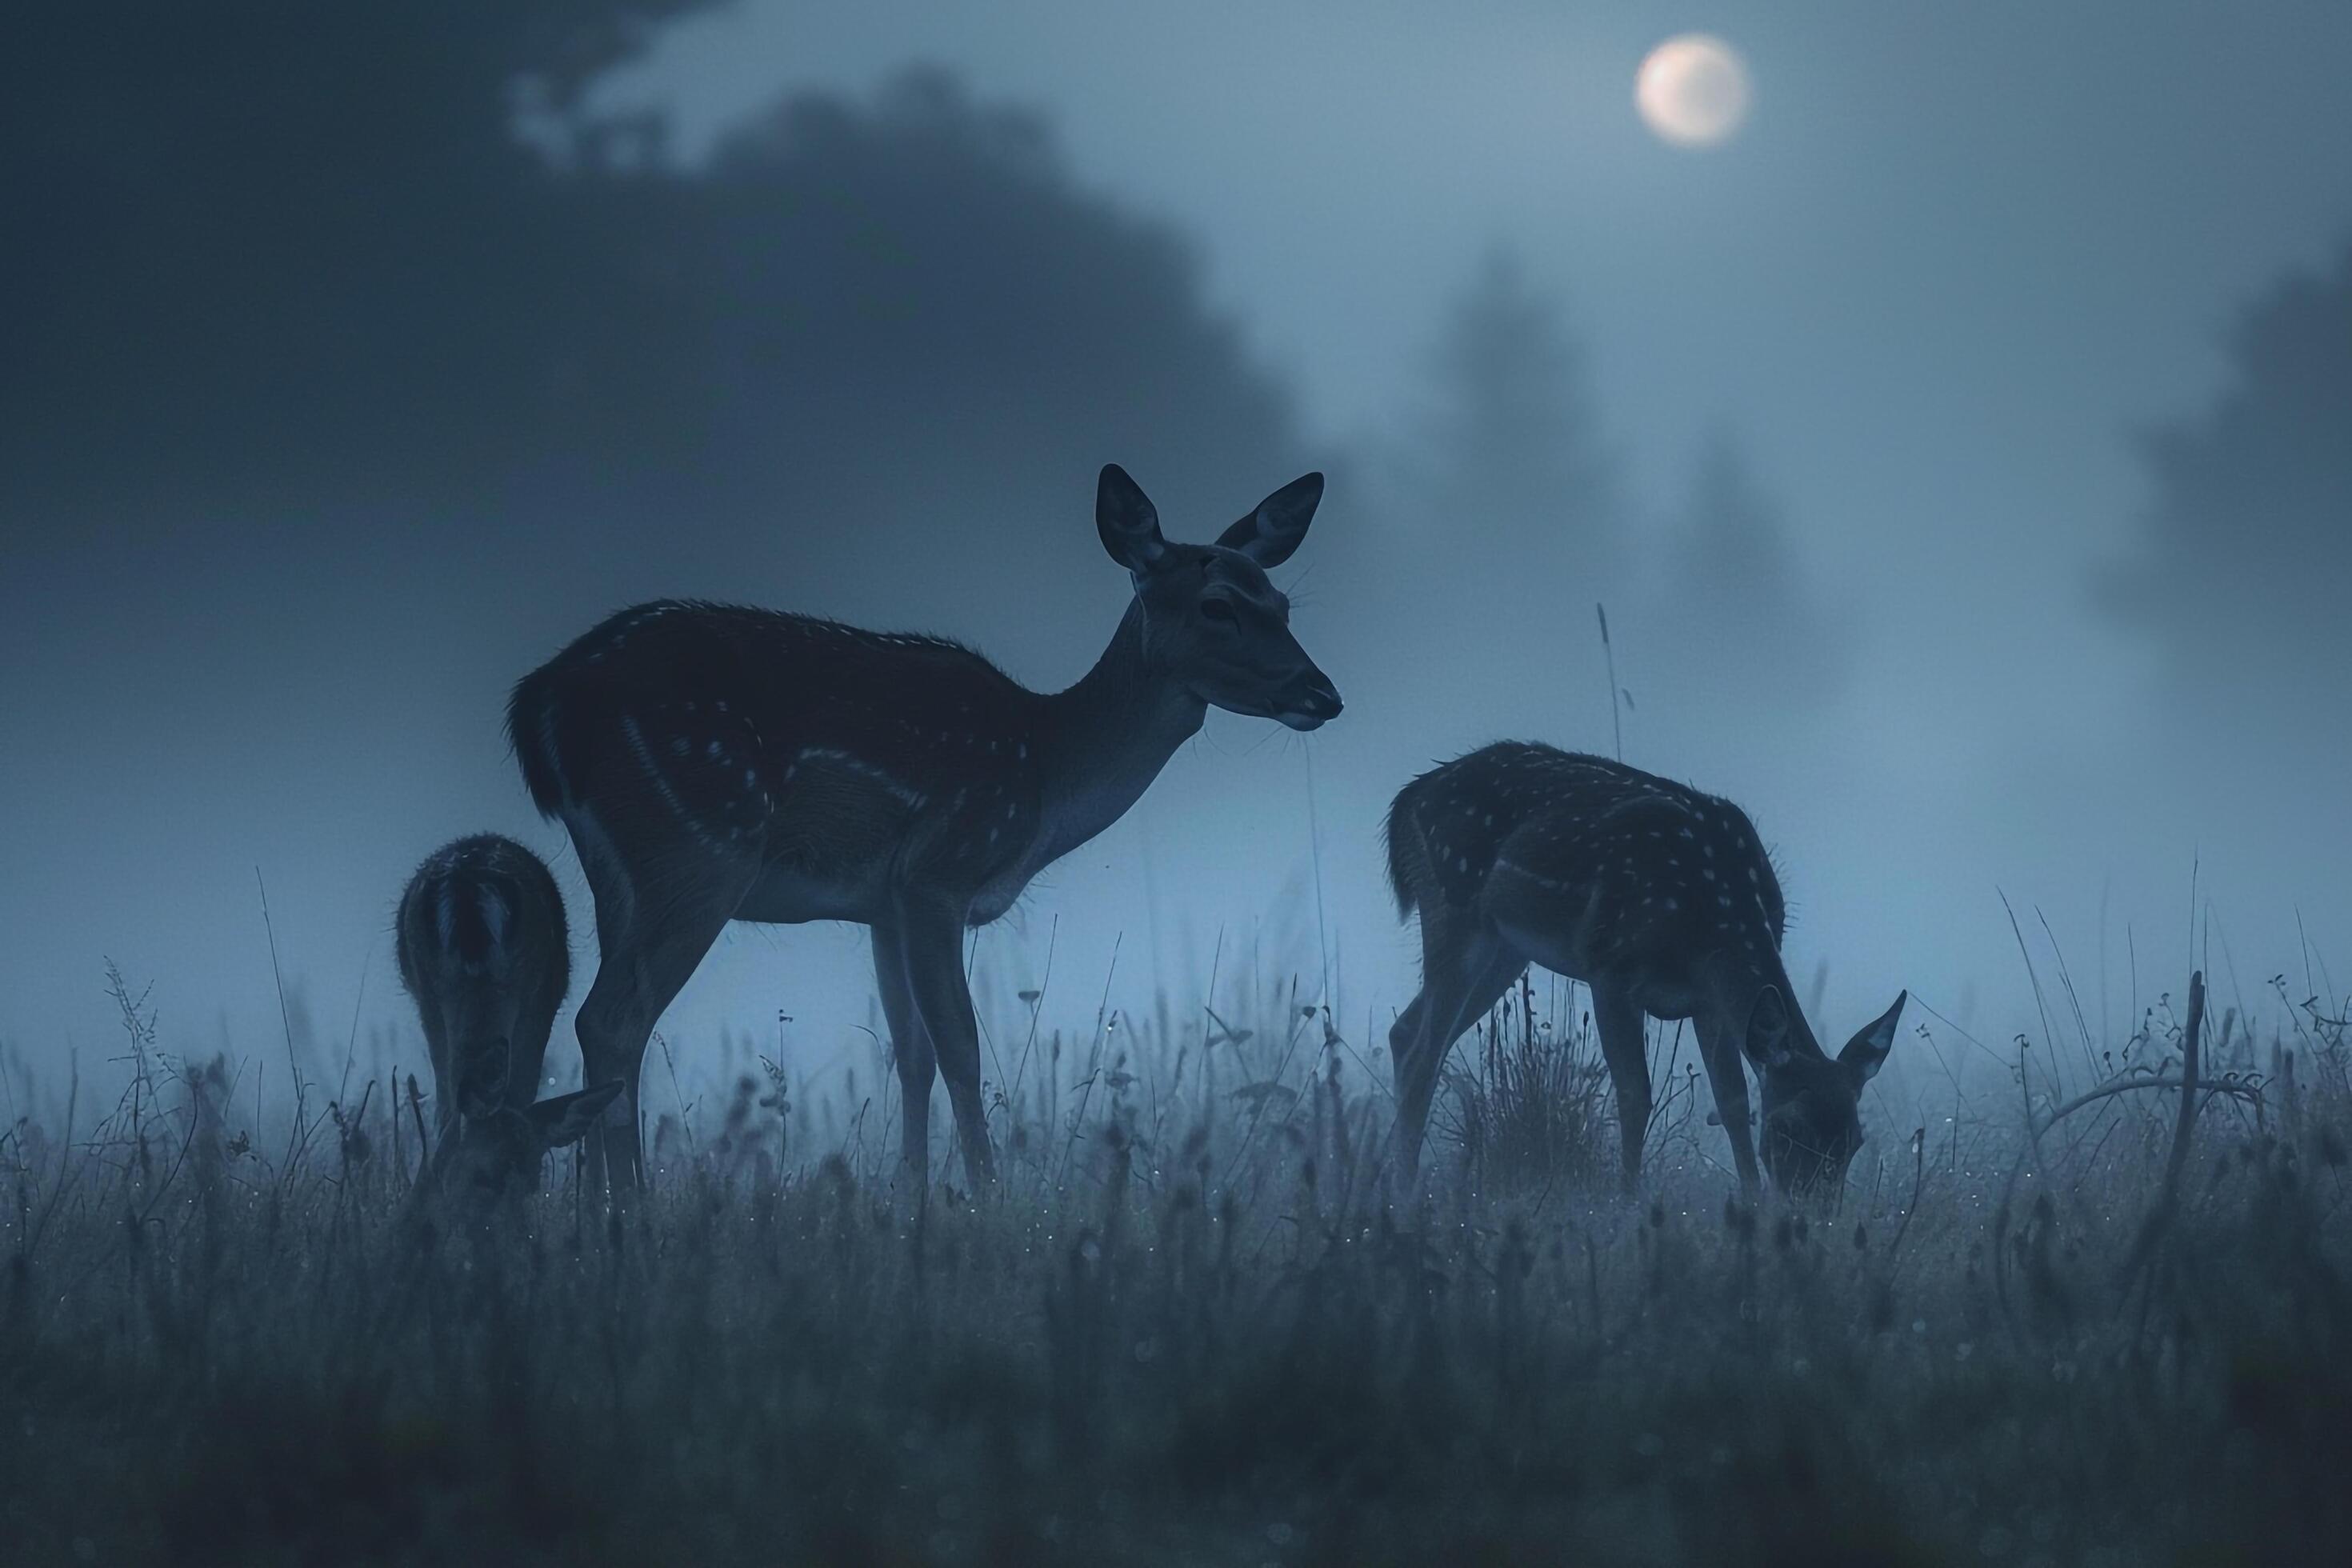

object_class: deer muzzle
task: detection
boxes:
[1272,670,1343,730]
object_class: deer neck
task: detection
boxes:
[1701,946,1826,1062]
[1031,600,1206,862]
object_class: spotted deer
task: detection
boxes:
[1383,742,1903,1196]
[507,464,1340,1195]
[395,834,620,1198]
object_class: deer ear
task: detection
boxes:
[1097,463,1169,574]
[1838,990,1905,1087]
[1215,471,1323,567]
[1742,985,1797,1071]
[527,1081,624,1151]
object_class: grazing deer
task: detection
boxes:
[506,464,1339,1194]
[396,834,618,1197]
[1383,742,1903,1196]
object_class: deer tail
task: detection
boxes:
[506,661,588,819]
[1382,786,1422,922]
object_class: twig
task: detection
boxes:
[2158,971,2207,1210]
[1883,1125,1928,1268]
[256,868,311,1187]
[1055,933,1122,1190]
[1005,914,1059,1119]
[1596,603,1622,762]
[406,1074,430,1180]
[658,1030,698,1161]
[338,950,371,1106]
[1304,741,1334,1014]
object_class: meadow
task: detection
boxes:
[2,944,2346,1566]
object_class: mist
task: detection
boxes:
[12,7,2352,1562]
[5,0,2348,1138]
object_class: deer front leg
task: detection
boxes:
[893,895,998,1189]
[1590,982,1652,1193]
[1694,1016,1762,1196]
[1388,990,1438,1181]
[870,922,938,1186]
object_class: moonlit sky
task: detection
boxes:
[5,0,2350,1135]
[600,1,2349,469]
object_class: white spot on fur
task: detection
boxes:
[623,715,724,850]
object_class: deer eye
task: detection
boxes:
[1199,598,1237,625]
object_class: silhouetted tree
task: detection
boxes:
[1412,249,1625,589]
[2,15,1297,574]
[0,2,718,514]
[1,26,1312,963]
[618,68,1298,577]
[1642,432,1847,711]
[2100,240,2352,706]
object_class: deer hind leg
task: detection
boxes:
[1390,908,1524,1181]
[572,830,754,1199]
[891,896,998,1190]
[870,922,938,1186]
[1590,982,1653,1192]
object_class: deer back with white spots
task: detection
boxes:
[1382,742,1902,1196]
[506,464,1340,1195]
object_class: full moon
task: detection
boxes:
[1636,34,1753,148]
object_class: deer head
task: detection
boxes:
[1095,463,1342,730]
[428,1082,625,1201]
[403,865,547,1121]
[1744,986,1904,1194]
[430,977,528,1124]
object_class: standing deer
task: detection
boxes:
[506,464,1339,1194]
[396,834,620,1198]
[1383,742,1903,1196]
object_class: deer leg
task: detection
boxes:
[1590,982,1653,1192]
[1388,988,1438,1178]
[893,898,998,1190]
[1391,914,1522,1181]
[870,922,938,1186]
[574,854,751,1200]
[1387,992,1428,1101]
[1694,1014,1762,1196]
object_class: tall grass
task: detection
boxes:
[1,941,2346,1565]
